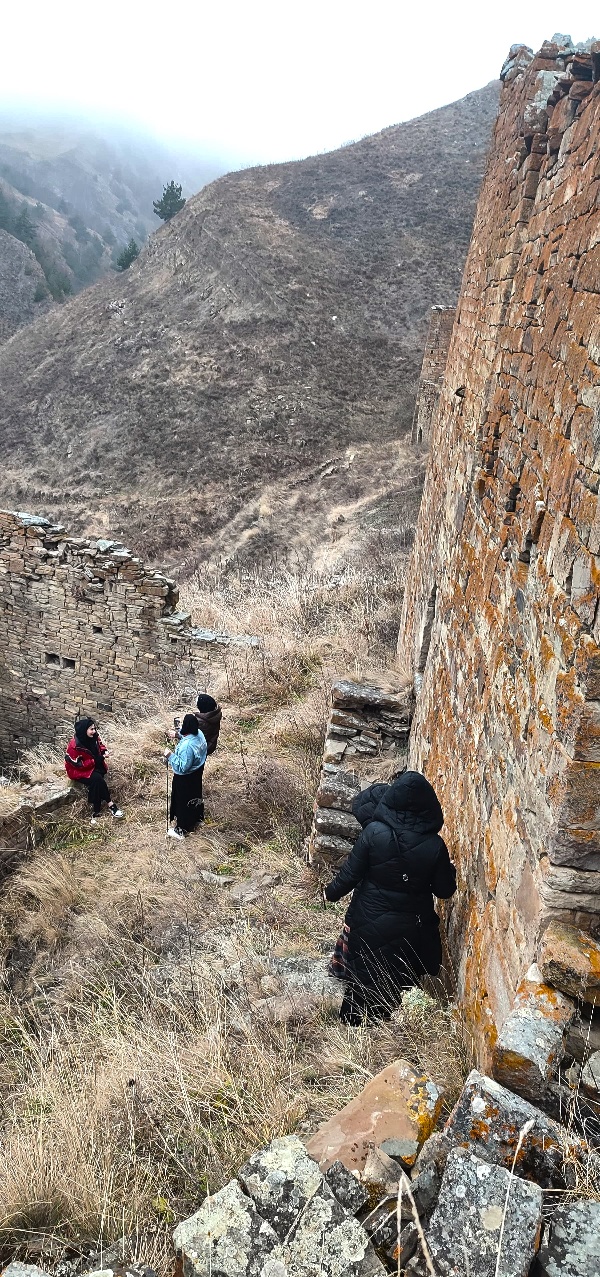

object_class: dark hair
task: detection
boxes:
[181,713,199,736]
[196,693,217,712]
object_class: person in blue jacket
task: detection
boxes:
[164,713,207,840]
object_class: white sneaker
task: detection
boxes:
[167,827,185,840]
[108,804,124,819]
[90,816,99,826]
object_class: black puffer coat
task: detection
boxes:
[325,771,456,989]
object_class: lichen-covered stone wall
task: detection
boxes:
[0,510,256,763]
[410,306,456,445]
[399,37,600,1061]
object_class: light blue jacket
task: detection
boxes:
[169,732,207,775]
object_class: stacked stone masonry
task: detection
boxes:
[410,306,456,445]
[308,678,411,870]
[399,37,600,1062]
[0,510,257,764]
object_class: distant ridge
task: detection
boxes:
[0,82,499,565]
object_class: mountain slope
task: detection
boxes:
[0,113,223,336]
[0,83,499,565]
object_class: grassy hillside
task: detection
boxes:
[0,84,499,566]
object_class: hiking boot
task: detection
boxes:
[167,827,185,840]
[108,803,124,818]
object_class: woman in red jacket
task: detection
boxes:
[65,718,123,824]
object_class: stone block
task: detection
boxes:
[424,1148,542,1277]
[324,1160,369,1213]
[238,1135,385,1275]
[314,809,362,840]
[173,1179,279,1277]
[580,1049,600,1095]
[361,1146,400,1193]
[238,1134,325,1240]
[332,679,411,713]
[444,1070,580,1187]
[316,773,361,812]
[306,1059,444,1174]
[538,919,600,1000]
[536,1199,600,1275]
[491,963,574,1102]
[3,1266,51,1277]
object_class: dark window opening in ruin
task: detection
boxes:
[45,652,60,666]
[170,638,178,645]
[93,625,103,634]
[62,657,76,670]
[417,428,423,443]
[417,584,438,676]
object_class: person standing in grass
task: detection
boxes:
[165,713,207,840]
[194,692,222,754]
[324,770,456,1025]
[65,717,124,825]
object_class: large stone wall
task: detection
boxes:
[0,510,256,764]
[399,38,600,1061]
[410,306,456,445]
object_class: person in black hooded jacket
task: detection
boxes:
[325,770,456,1025]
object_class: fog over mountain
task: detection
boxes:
[0,106,228,340]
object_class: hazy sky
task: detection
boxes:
[2,0,598,164]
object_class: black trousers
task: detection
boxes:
[170,766,204,832]
[79,770,111,815]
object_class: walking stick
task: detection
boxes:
[166,755,170,833]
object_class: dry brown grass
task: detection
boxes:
[0,550,472,1274]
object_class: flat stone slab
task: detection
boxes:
[229,873,282,905]
[539,919,600,1001]
[425,1148,542,1277]
[536,1200,600,1276]
[444,1070,581,1187]
[332,679,411,713]
[3,1266,51,1277]
[306,1059,444,1173]
[492,963,574,1102]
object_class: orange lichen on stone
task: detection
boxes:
[399,40,600,1057]
[539,918,600,1000]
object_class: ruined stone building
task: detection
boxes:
[400,38,600,1060]
[0,510,255,765]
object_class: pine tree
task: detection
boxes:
[153,181,186,221]
[115,238,140,271]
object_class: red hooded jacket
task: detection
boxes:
[64,735,108,781]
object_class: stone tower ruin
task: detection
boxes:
[399,37,600,1059]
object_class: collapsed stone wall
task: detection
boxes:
[410,306,456,446]
[399,37,600,1060]
[0,510,256,764]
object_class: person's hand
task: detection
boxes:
[163,748,171,760]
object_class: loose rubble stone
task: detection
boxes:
[424,1148,542,1277]
[3,1266,51,1277]
[536,1200,600,1276]
[361,1146,400,1193]
[306,1059,444,1173]
[324,1160,369,1213]
[238,1135,324,1239]
[229,873,282,906]
[565,1013,600,1062]
[250,990,321,1025]
[173,1179,279,1277]
[281,1190,385,1276]
[492,963,574,1102]
[314,809,362,840]
[539,920,600,1001]
[380,1136,422,1164]
[580,1049,600,1095]
[445,1070,582,1186]
[393,1222,419,1269]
